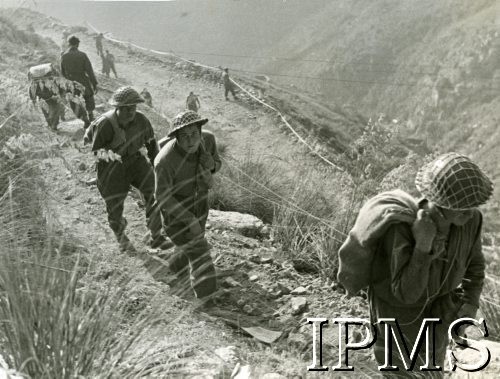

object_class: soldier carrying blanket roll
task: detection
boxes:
[28,62,84,131]
[338,153,493,374]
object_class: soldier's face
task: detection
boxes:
[117,105,136,124]
[439,207,475,226]
[177,124,201,154]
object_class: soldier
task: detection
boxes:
[141,88,153,108]
[222,68,238,101]
[186,91,200,112]
[154,110,221,298]
[339,153,494,373]
[61,35,98,129]
[95,32,104,57]
[85,86,172,253]
[105,50,118,79]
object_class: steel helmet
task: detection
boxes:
[109,86,145,107]
[168,110,208,137]
[415,152,493,210]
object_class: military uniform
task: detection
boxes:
[61,46,98,127]
[222,69,237,100]
[87,86,170,252]
[154,111,221,298]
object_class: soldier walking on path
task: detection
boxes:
[105,50,118,78]
[141,88,153,107]
[154,110,222,299]
[338,153,494,374]
[222,68,238,101]
[84,86,172,253]
[186,91,200,112]
[95,32,104,57]
[61,35,98,129]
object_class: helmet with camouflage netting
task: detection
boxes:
[109,86,145,107]
[168,110,208,137]
[415,152,493,210]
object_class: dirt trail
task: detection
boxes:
[2,10,373,376]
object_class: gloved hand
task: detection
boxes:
[94,86,99,95]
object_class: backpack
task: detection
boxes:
[28,63,85,103]
[337,189,418,294]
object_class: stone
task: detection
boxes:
[291,286,307,295]
[78,162,87,171]
[291,297,308,315]
[262,374,287,379]
[249,275,259,282]
[223,277,242,288]
[260,256,273,264]
[249,254,260,264]
[243,304,254,314]
[277,283,291,295]
[85,178,97,186]
[207,210,265,238]
[214,346,238,364]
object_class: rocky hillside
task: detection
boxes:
[1,5,500,378]
[259,0,500,209]
[0,10,373,377]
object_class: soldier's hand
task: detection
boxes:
[94,86,99,95]
[412,209,437,253]
[199,143,215,171]
[457,303,478,319]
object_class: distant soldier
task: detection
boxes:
[61,35,98,129]
[85,86,172,252]
[95,32,104,57]
[105,50,118,78]
[141,88,153,107]
[186,91,200,112]
[222,67,238,101]
[154,110,222,298]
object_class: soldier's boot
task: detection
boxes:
[116,233,137,254]
[149,234,174,250]
[111,218,136,253]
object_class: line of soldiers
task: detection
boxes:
[58,34,223,300]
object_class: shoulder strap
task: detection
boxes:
[103,110,127,150]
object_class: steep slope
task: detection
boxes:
[0,10,372,377]
[258,0,500,221]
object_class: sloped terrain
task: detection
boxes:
[258,0,500,214]
[0,10,372,377]
[1,6,500,377]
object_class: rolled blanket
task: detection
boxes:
[337,189,418,294]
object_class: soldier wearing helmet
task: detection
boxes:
[85,86,171,253]
[339,152,493,372]
[154,110,221,299]
[221,67,238,101]
[61,35,98,129]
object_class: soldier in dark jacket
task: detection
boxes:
[85,86,172,253]
[61,35,98,128]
